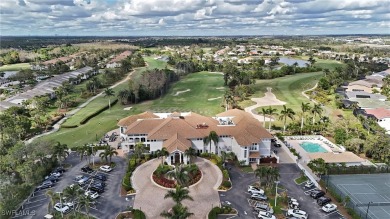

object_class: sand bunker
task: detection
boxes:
[173,89,190,96]
[244,87,286,122]
[215,87,225,90]
[123,107,133,110]
[208,97,222,101]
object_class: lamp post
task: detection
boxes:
[274,181,280,207]
[56,192,63,218]
[90,144,96,167]
[366,201,373,219]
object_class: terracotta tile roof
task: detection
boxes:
[364,108,390,120]
[249,151,260,158]
[163,133,191,153]
[117,111,159,127]
[124,119,165,135]
[108,51,132,64]
[148,117,205,140]
[308,152,365,163]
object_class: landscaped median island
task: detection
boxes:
[152,164,202,188]
[200,153,232,191]
[115,208,146,219]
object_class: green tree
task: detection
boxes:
[134,142,144,164]
[160,204,194,219]
[203,131,219,154]
[99,146,118,164]
[164,185,193,205]
[254,165,268,186]
[104,87,115,109]
[311,103,323,125]
[184,147,196,164]
[300,102,311,134]
[307,158,327,177]
[45,189,60,214]
[166,165,190,187]
[53,142,69,166]
[279,105,295,133]
[266,106,278,132]
[261,108,268,128]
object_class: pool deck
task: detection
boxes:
[287,139,331,162]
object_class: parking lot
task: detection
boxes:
[13,151,130,219]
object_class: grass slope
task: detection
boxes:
[0,63,30,71]
[134,71,226,116]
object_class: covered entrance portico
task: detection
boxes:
[166,150,189,165]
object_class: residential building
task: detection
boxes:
[117,109,273,165]
[343,91,386,101]
[364,108,390,134]
[106,51,132,68]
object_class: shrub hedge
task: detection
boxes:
[79,98,118,125]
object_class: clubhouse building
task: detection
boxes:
[117,109,273,165]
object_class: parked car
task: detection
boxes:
[274,142,281,147]
[93,173,107,181]
[287,209,308,219]
[304,181,314,189]
[85,190,99,199]
[54,167,65,173]
[289,201,300,209]
[251,193,268,201]
[81,166,94,173]
[35,181,55,191]
[248,186,265,195]
[310,190,325,199]
[254,203,274,214]
[322,203,337,212]
[99,165,112,172]
[317,196,332,206]
[75,175,90,186]
[54,203,71,214]
[258,211,275,219]
[45,175,60,183]
[50,171,62,177]
[92,181,106,188]
[89,185,104,193]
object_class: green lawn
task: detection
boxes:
[134,71,226,116]
[143,57,169,69]
[0,63,30,71]
[294,175,308,184]
[314,59,345,71]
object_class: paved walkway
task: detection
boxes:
[244,87,286,123]
[26,65,146,144]
[132,157,222,219]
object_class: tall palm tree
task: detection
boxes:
[160,147,170,165]
[53,142,69,166]
[160,204,194,219]
[45,189,60,214]
[311,103,323,125]
[63,185,82,216]
[266,106,278,132]
[261,108,268,128]
[300,102,311,134]
[117,89,129,105]
[266,166,280,189]
[203,131,219,154]
[134,142,144,164]
[99,146,118,164]
[77,194,93,217]
[279,105,295,133]
[184,147,196,164]
[104,87,115,109]
[224,90,235,111]
[254,165,268,186]
[166,165,191,187]
[164,185,193,205]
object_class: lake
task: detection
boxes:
[278,57,309,67]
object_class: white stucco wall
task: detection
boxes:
[259,139,272,157]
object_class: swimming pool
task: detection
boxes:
[299,141,328,153]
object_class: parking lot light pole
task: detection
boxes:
[274,181,280,207]
[366,201,373,219]
[56,192,64,218]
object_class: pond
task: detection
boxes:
[278,57,309,67]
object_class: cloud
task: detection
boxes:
[1,0,389,36]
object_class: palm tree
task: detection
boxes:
[117,89,129,105]
[266,106,278,132]
[279,105,295,133]
[184,147,196,164]
[203,131,219,154]
[308,56,316,67]
[300,102,311,134]
[224,90,235,111]
[261,108,267,128]
[266,166,280,189]
[166,165,191,187]
[160,204,194,219]
[63,185,82,216]
[104,87,115,109]
[254,165,268,186]
[45,189,60,214]
[134,142,144,164]
[77,194,93,217]
[53,142,69,166]
[99,146,118,164]
[164,185,193,205]
[311,103,323,125]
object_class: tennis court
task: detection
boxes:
[328,174,390,219]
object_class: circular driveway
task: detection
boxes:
[132,157,222,218]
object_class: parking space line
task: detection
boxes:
[20,203,44,210]
[26,198,47,204]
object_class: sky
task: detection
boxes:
[1,0,389,36]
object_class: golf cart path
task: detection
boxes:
[244,87,286,122]
[26,64,147,144]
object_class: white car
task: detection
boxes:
[322,203,337,213]
[54,203,70,213]
[258,211,276,219]
[304,181,314,188]
[85,190,99,199]
[287,209,308,219]
[248,185,265,195]
[99,165,112,172]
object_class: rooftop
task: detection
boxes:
[308,152,365,163]
[364,108,390,119]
